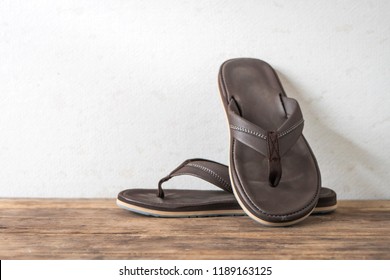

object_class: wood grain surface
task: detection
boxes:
[0,199,389,259]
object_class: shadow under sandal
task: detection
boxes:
[116,159,336,217]
[218,58,322,226]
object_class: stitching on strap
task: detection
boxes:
[230,119,304,141]
[230,125,267,140]
[278,119,304,138]
[187,163,232,192]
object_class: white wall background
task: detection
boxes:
[1,0,389,199]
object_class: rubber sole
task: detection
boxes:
[116,199,336,218]
[116,199,245,217]
[311,204,338,214]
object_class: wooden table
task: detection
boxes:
[0,199,389,259]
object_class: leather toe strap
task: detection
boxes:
[157,159,232,198]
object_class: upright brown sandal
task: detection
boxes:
[117,159,336,218]
[219,58,322,226]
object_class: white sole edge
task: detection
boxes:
[116,199,245,218]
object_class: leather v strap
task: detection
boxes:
[157,159,232,198]
[227,95,304,187]
[228,95,304,157]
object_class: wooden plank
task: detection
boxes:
[0,199,389,259]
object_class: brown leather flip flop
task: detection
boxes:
[117,159,336,218]
[219,58,322,226]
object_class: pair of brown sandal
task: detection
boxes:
[117,58,336,226]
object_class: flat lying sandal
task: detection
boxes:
[219,58,322,226]
[117,159,336,218]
